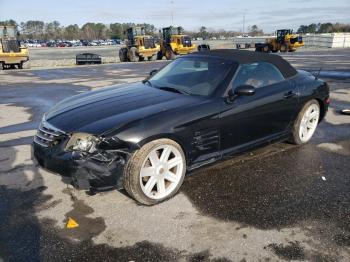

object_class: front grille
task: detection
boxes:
[1,39,20,53]
[290,37,299,44]
[144,38,156,49]
[34,121,66,148]
[182,36,192,47]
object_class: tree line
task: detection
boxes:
[1,20,349,40]
[0,19,263,40]
[0,20,156,40]
[297,22,350,34]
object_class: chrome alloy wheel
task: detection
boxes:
[140,144,184,199]
[299,103,320,143]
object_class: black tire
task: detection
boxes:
[139,56,145,62]
[123,138,186,205]
[1,62,4,70]
[128,47,139,62]
[263,45,270,53]
[165,48,176,60]
[18,62,23,69]
[157,51,163,60]
[290,99,320,145]
[280,44,288,53]
[119,48,128,62]
[148,55,156,61]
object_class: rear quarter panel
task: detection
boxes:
[292,70,329,121]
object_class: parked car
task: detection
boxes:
[33,50,329,205]
[76,53,102,65]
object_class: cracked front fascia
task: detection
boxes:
[68,136,135,190]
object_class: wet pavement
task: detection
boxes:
[0,49,349,261]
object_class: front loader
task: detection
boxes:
[157,27,196,60]
[0,26,29,69]
[255,29,304,53]
[119,27,160,62]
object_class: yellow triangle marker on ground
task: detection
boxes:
[66,217,79,229]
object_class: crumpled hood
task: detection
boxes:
[46,82,200,135]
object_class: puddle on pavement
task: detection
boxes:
[266,241,305,261]
[60,188,106,241]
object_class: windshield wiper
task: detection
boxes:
[158,86,190,95]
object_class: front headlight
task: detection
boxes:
[65,133,99,153]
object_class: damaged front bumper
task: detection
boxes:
[33,139,128,191]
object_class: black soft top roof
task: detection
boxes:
[191,49,297,78]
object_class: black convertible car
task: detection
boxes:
[33,50,329,205]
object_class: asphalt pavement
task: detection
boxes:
[0,49,349,261]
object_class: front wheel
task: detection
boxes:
[123,139,186,205]
[280,44,288,52]
[290,99,320,145]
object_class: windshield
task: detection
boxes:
[149,57,233,96]
[0,27,16,38]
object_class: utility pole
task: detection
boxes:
[171,0,174,26]
[242,12,245,36]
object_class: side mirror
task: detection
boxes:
[149,69,158,76]
[227,85,255,102]
[235,85,256,96]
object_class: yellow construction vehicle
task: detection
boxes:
[119,27,160,62]
[157,27,196,60]
[0,25,29,69]
[255,29,304,53]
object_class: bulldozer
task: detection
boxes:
[119,27,160,62]
[255,29,304,53]
[157,26,196,60]
[0,25,29,69]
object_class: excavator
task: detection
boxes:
[0,25,29,69]
[255,29,304,53]
[157,26,196,60]
[119,27,160,62]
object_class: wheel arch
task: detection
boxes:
[315,98,326,122]
[137,133,190,164]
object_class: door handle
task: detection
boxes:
[284,91,297,99]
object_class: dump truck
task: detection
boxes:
[255,29,304,53]
[119,27,160,62]
[0,26,29,69]
[157,27,196,60]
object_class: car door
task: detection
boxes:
[220,62,298,154]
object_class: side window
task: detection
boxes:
[232,62,285,89]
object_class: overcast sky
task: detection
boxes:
[1,0,350,32]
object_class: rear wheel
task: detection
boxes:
[165,48,176,60]
[119,48,128,62]
[157,51,163,60]
[123,138,186,205]
[263,45,270,53]
[290,100,320,145]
